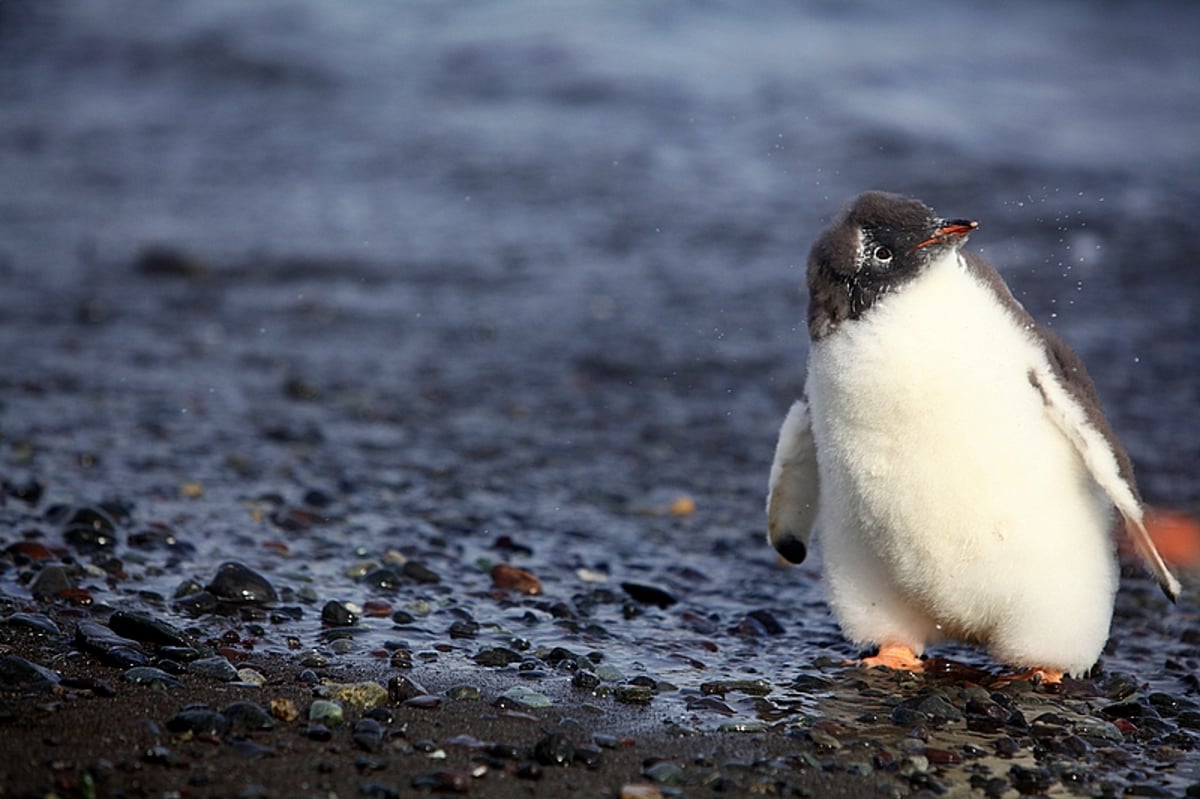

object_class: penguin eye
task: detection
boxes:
[872,245,893,262]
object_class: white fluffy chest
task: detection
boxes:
[805,252,1091,577]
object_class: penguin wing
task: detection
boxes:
[1029,332,1182,602]
[766,399,820,564]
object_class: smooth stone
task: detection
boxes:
[353,718,386,752]
[188,656,239,682]
[107,611,193,648]
[495,685,552,709]
[322,681,388,709]
[533,732,575,766]
[122,667,184,689]
[206,562,278,603]
[320,600,358,627]
[236,668,267,686]
[308,699,344,726]
[223,701,274,732]
[166,708,230,736]
[387,675,427,703]
[0,655,61,691]
[30,566,74,599]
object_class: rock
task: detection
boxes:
[620,582,677,608]
[188,657,239,682]
[387,675,427,703]
[223,701,275,732]
[270,697,300,722]
[644,762,685,785]
[308,699,344,726]
[533,732,574,766]
[4,612,62,636]
[621,786,666,799]
[74,621,148,667]
[353,718,386,752]
[474,647,524,667]
[402,562,440,584]
[61,506,118,550]
[29,565,74,599]
[410,771,470,794]
[495,685,552,709]
[321,600,358,626]
[236,668,267,686]
[167,707,230,736]
[614,685,654,705]
[206,562,278,603]
[107,611,193,648]
[491,564,543,595]
[122,667,184,690]
[323,681,388,709]
[0,655,61,692]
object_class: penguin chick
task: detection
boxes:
[766,191,1180,679]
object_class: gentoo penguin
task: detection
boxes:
[766,191,1180,680]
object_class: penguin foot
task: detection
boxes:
[993,667,1064,687]
[857,643,924,673]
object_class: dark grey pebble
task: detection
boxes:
[306,723,332,741]
[223,701,274,732]
[402,561,440,584]
[174,591,219,616]
[167,707,230,736]
[1008,765,1055,794]
[188,656,238,681]
[321,600,359,626]
[1100,701,1158,721]
[353,718,386,752]
[387,674,427,703]
[620,581,677,608]
[573,742,603,768]
[126,525,195,554]
[644,761,685,785]
[108,611,193,648]
[448,620,479,639]
[59,676,116,697]
[533,732,574,766]
[4,477,44,504]
[614,684,654,705]
[74,622,148,667]
[0,654,61,692]
[142,745,178,766]
[360,782,401,799]
[158,645,202,662]
[61,505,118,550]
[473,647,523,667]
[572,671,600,692]
[4,612,62,636]
[364,707,396,725]
[362,568,402,592]
[297,669,321,685]
[30,565,74,599]
[122,666,184,689]
[732,609,785,636]
[206,561,278,603]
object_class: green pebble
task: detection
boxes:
[308,699,344,726]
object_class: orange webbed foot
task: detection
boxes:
[857,643,925,673]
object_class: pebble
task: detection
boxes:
[188,656,239,681]
[223,701,275,732]
[446,684,482,701]
[270,697,300,722]
[533,732,575,766]
[107,611,193,648]
[353,718,386,752]
[491,564,543,595]
[61,505,119,550]
[29,565,74,599]
[614,685,654,705]
[308,699,344,726]
[474,647,524,667]
[643,761,685,785]
[206,561,278,603]
[402,561,440,584]
[387,674,427,703]
[166,707,230,737]
[236,667,267,686]
[495,685,552,709]
[410,771,470,793]
[620,582,677,609]
[321,600,359,627]
[323,681,388,709]
[4,612,62,636]
[121,667,184,690]
[0,654,61,691]
[621,786,666,799]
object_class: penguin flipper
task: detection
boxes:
[767,398,820,564]
[1028,360,1181,602]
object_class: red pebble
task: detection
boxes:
[490,564,542,596]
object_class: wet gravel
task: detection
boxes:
[3,1,1200,797]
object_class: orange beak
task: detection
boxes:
[910,219,978,252]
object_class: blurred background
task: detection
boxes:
[1,0,1197,532]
